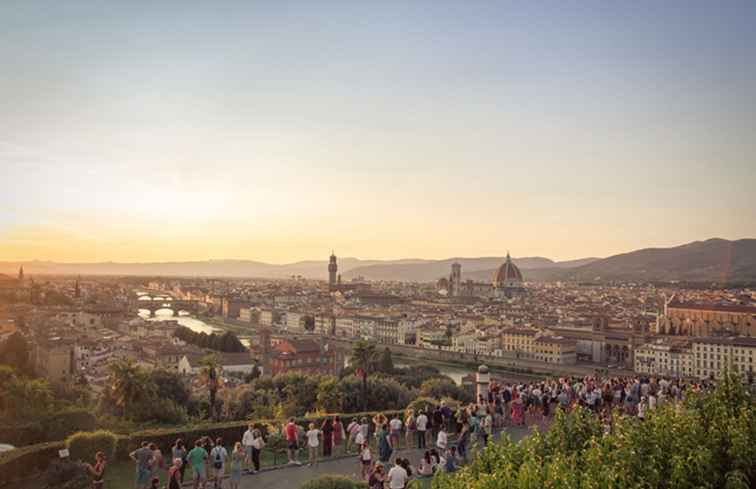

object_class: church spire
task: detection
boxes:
[18,266,24,282]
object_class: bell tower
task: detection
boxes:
[328,251,338,290]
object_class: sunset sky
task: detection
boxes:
[2,1,755,263]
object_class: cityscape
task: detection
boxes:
[2,2,756,489]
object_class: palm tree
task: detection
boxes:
[109,359,142,419]
[351,341,377,411]
[200,354,221,420]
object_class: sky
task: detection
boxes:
[1,1,755,264]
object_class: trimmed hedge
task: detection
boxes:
[0,408,406,487]
[299,475,368,489]
[0,409,96,447]
[65,430,117,463]
[0,441,64,487]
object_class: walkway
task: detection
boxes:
[238,425,532,489]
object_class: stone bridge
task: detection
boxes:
[133,296,201,317]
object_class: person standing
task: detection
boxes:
[250,429,264,473]
[358,442,372,481]
[130,442,154,489]
[389,414,402,451]
[368,462,386,489]
[320,417,334,457]
[242,424,255,474]
[149,443,165,481]
[387,458,409,489]
[209,437,228,489]
[229,443,244,489]
[172,440,187,484]
[415,410,428,449]
[436,424,448,451]
[346,417,360,453]
[377,423,393,464]
[167,458,183,489]
[285,418,301,465]
[305,423,321,466]
[187,440,208,489]
[86,451,106,489]
[404,410,416,450]
[332,416,346,455]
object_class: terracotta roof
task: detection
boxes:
[668,302,756,314]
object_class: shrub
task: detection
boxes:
[65,430,117,463]
[407,396,438,413]
[0,441,64,486]
[0,421,45,446]
[46,459,90,489]
[45,409,97,442]
[298,475,368,489]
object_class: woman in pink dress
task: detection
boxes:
[511,394,525,426]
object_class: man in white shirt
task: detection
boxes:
[387,459,409,489]
[242,424,255,473]
[415,411,428,449]
[389,415,403,449]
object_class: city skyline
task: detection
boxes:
[2,1,756,263]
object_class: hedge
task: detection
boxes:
[0,441,64,487]
[0,409,96,447]
[0,408,406,487]
[299,475,368,489]
[65,430,117,463]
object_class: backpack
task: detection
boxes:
[213,448,223,469]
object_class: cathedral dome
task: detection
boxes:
[436,277,449,290]
[493,252,523,287]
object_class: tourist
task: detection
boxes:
[389,413,403,450]
[456,420,470,461]
[354,421,366,451]
[209,437,227,489]
[415,410,428,449]
[511,394,525,427]
[250,429,265,473]
[202,437,214,485]
[333,416,346,455]
[436,423,448,451]
[432,406,443,440]
[368,462,386,489]
[482,408,493,444]
[398,457,414,482]
[187,439,208,489]
[359,417,370,444]
[320,416,334,457]
[130,442,154,489]
[638,396,647,421]
[346,417,360,453]
[242,424,255,474]
[358,442,372,480]
[377,422,393,463]
[306,422,321,466]
[149,477,160,489]
[167,459,183,489]
[404,409,416,449]
[85,451,106,489]
[285,418,301,465]
[149,443,165,480]
[387,457,409,489]
[172,439,187,483]
[440,400,454,432]
[229,442,244,489]
[418,451,433,477]
[444,447,458,473]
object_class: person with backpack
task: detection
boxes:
[172,439,187,483]
[209,437,228,489]
[167,458,183,489]
[404,409,416,450]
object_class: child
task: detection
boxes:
[359,442,372,480]
[306,422,321,466]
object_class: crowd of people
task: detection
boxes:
[87,374,720,489]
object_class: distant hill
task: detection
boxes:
[564,238,756,283]
[1,239,751,283]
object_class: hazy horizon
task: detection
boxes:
[3,2,755,263]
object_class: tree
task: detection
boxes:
[351,341,377,411]
[200,354,221,420]
[108,360,154,420]
[0,332,32,374]
[0,369,53,419]
[419,378,473,404]
[378,347,394,373]
[316,377,342,413]
[149,369,191,406]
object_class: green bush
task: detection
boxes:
[298,475,368,489]
[45,409,97,442]
[0,441,64,487]
[0,421,45,446]
[46,460,90,489]
[65,430,117,463]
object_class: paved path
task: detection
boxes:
[238,425,532,489]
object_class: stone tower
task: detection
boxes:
[476,364,490,403]
[18,266,24,283]
[328,252,338,290]
[451,262,462,297]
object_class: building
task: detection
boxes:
[691,336,756,380]
[656,298,756,337]
[0,270,32,303]
[533,336,577,364]
[269,338,343,376]
[328,252,338,290]
[35,337,76,383]
[492,252,524,299]
[634,339,694,377]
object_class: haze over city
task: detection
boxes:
[2,1,756,264]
